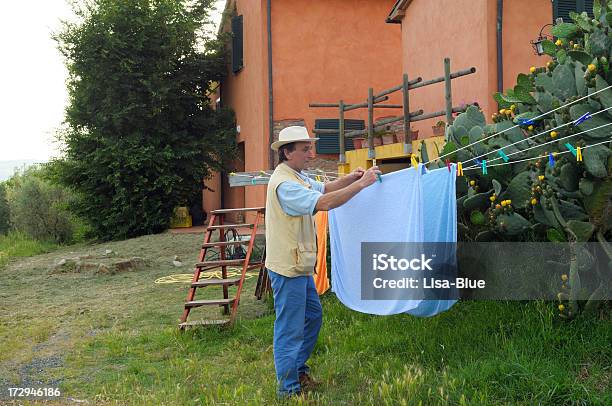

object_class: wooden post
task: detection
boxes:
[367,88,375,160]
[402,73,412,154]
[444,58,454,125]
[339,100,345,164]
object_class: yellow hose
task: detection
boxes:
[154,268,255,284]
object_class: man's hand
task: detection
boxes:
[349,167,365,181]
[315,166,382,211]
[358,166,382,188]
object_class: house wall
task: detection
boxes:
[398,0,552,135]
[206,0,270,221]
[271,0,403,135]
[502,0,553,93]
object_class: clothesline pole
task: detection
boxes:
[339,99,346,164]
[368,87,375,160]
[444,57,454,125]
[402,73,412,154]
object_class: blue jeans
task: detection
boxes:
[267,269,323,397]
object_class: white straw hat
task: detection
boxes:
[271,126,319,151]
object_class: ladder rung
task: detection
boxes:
[196,259,245,267]
[185,298,235,308]
[207,223,254,230]
[202,240,250,248]
[211,207,265,214]
[192,278,241,287]
[179,319,230,328]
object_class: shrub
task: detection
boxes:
[4,167,82,244]
[0,183,9,235]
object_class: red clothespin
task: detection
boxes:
[445,159,451,172]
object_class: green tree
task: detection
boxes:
[54,0,236,240]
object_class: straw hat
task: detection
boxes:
[271,126,319,151]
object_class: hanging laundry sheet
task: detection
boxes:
[328,164,457,317]
[314,210,330,295]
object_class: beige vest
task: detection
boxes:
[265,163,318,277]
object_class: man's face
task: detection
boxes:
[286,142,315,171]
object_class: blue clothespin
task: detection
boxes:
[548,153,555,167]
[474,158,482,166]
[251,177,257,185]
[376,174,382,183]
[518,118,535,126]
[573,112,591,126]
[481,160,488,175]
[564,143,577,157]
[497,150,509,162]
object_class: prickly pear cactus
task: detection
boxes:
[433,1,612,319]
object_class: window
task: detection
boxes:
[553,0,594,23]
[314,119,365,154]
[231,15,244,73]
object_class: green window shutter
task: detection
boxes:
[231,15,243,73]
[553,0,594,23]
[314,119,365,154]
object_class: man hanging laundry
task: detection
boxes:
[265,125,381,398]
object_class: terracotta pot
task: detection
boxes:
[372,137,383,147]
[352,137,366,149]
[382,134,396,145]
[396,132,405,143]
[432,126,445,137]
[410,129,420,141]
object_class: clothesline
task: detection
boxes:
[463,124,612,171]
[424,83,612,165]
[229,170,339,182]
[463,105,612,166]
[462,138,611,171]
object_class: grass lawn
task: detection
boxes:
[0,232,610,405]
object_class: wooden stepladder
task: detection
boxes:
[179,207,265,329]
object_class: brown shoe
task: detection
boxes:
[299,372,321,391]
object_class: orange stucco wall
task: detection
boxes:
[271,0,403,134]
[398,0,552,134]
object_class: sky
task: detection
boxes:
[0,0,226,163]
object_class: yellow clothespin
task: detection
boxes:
[410,154,419,169]
[457,162,464,177]
[576,146,583,161]
[230,172,236,176]
[316,175,322,182]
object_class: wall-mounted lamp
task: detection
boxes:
[530,23,554,56]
